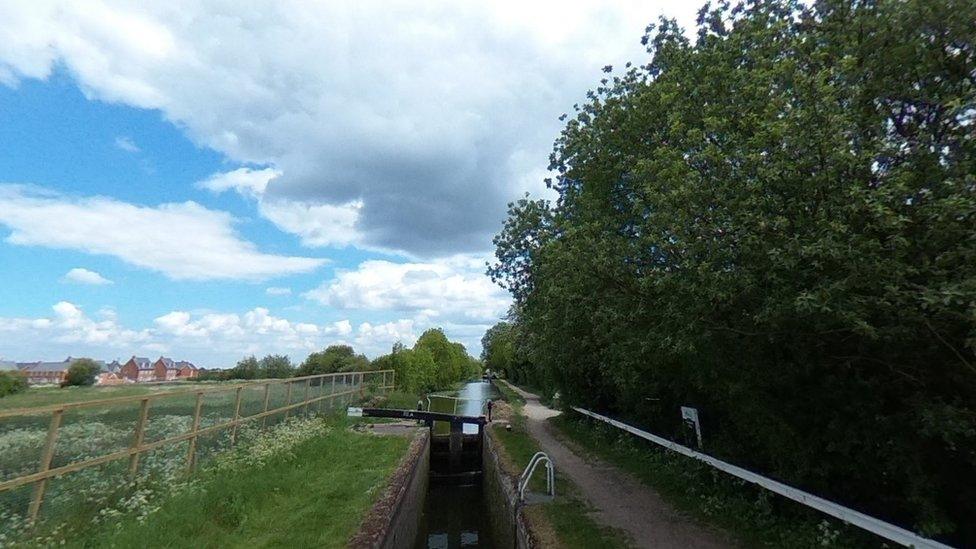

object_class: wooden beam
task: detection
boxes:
[128,398,151,477]
[185,392,204,471]
[28,408,64,523]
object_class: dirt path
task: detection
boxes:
[503,381,733,549]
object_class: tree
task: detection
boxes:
[227,355,260,380]
[489,0,976,543]
[62,358,100,387]
[297,345,369,376]
[0,371,27,397]
[260,354,294,378]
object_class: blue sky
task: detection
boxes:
[0,1,696,367]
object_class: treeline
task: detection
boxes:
[200,328,481,394]
[486,0,975,545]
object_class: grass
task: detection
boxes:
[0,382,217,410]
[490,387,631,548]
[551,414,878,549]
[64,416,410,548]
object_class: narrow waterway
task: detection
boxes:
[414,380,500,548]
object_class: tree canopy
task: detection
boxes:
[488,0,975,543]
[374,329,481,393]
[297,345,370,376]
[62,358,101,387]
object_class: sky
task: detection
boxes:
[0,1,698,367]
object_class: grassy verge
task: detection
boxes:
[55,415,409,548]
[551,414,878,548]
[490,390,631,548]
[0,382,218,410]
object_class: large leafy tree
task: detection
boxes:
[490,0,975,542]
[297,345,369,376]
[62,358,101,387]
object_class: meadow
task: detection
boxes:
[0,374,376,546]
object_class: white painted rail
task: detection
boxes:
[572,407,954,549]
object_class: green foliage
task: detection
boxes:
[0,371,28,397]
[297,345,369,376]
[374,329,481,394]
[62,358,101,387]
[223,354,296,380]
[489,0,976,544]
[259,354,294,379]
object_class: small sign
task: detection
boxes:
[680,406,703,449]
[347,407,363,417]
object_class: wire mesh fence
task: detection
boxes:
[0,370,394,542]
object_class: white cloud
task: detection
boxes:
[0,302,149,353]
[0,0,700,256]
[197,167,280,197]
[114,135,140,153]
[0,301,493,365]
[62,267,113,285]
[200,168,365,249]
[265,286,291,296]
[0,184,326,280]
[304,254,509,325]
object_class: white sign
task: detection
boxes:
[346,407,363,417]
[680,406,703,448]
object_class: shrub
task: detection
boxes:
[62,358,101,387]
[0,370,28,397]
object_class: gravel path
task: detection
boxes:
[504,381,734,549]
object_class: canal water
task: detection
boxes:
[414,380,500,548]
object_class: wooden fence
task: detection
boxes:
[0,369,394,524]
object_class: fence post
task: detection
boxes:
[230,386,243,446]
[186,392,204,471]
[303,378,311,416]
[381,370,386,391]
[128,398,150,478]
[392,370,396,390]
[261,382,271,428]
[28,408,64,524]
[284,381,293,420]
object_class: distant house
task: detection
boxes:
[175,360,199,379]
[18,357,105,385]
[105,360,122,374]
[120,356,155,382]
[97,371,123,385]
[153,357,178,381]
[153,357,199,380]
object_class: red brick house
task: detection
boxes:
[120,356,154,382]
[176,360,199,379]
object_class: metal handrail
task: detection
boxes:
[518,451,555,501]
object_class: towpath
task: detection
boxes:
[501,381,733,549]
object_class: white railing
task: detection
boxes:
[518,451,555,502]
[572,407,954,549]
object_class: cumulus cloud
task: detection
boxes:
[200,168,365,249]
[63,267,113,285]
[304,254,509,325]
[0,300,494,365]
[0,184,326,280]
[0,0,698,256]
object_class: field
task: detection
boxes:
[65,416,411,548]
[0,373,381,546]
[0,382,218,410]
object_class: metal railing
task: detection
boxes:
[0,369,394,526]
[518,451,555,502]
[572,407,953,549]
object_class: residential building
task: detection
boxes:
[17,357,105,385]
[120,356,155,382]
[153,357,199,380]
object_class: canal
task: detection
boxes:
[414,380,500,548]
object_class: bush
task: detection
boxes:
[62,358,101,387]
[0,370,28,397]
